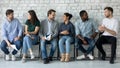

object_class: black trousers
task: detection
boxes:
[95,36,117,59]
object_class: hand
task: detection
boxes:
[7,42,12,47]
[82,40,88,45]
[24,31,30,35]
[61,30,69,35]
[90,35,96,39]
[14,37,20,41]
[98,25,106,32]
[42,37,46,40]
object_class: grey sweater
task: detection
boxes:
[39,19,59,39]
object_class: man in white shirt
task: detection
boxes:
[96,7,119,64]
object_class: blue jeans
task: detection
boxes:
[22,35,38,54]
[75,37,95,54]
[40,38,57,59]
[59,36,74,54]
[0,40,22,55]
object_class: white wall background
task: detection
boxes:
[0,0,120,57]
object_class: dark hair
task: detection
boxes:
[47,9,56,16]
[6,9,14,16]
[28,10,39,24]
[79,10,87,17]
[104,7,113,14]
[64,13,73,20]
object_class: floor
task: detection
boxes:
[0,58,120,68]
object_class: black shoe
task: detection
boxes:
[43,58,49,64]
[110,58,114,64]
[101,54,106,60]
[48,57,53,61]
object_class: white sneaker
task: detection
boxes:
[11,55,16,61]
[30,54,35,59]
[87,54,94,60]
[5,55,10,61]
[77,55,85,59]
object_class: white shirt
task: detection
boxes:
[102,17,119,37]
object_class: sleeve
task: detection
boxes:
[70,23,75,37]
[17,19,23,37]
[39,20,44,38]
[1,22,8,40]
[92,20,99,33]
[52,22,59,38]
[113,20,119,34]
[58,23,62,34]
[75,21,80,36]
[36,21,40,27]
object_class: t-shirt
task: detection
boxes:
[102,17,119,37]
[25,20,40,32]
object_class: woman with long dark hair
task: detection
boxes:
[22,10,40,63]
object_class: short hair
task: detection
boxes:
[104,7,113,13]
[6,9,14,16]
[64,13,73,20]
[79,10,87,17]
[47,9,56,16]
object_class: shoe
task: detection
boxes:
[65,54,70,62]
[48,57,53,61]
[87,54,94,60]
[5,54,10,61]
[110,58,114,64]
[60,54,65,62]
[101,54,106,60]
[77,55,85,60]
[11,55,16,61]
[22,58,26,63]
[30,54,35,59]
[43,58,49,64]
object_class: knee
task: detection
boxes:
[66,38,71,44]
[23,36,30,41]
[0,40,7,49]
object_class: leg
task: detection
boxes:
[59,36,66,54]
[76,37,86,53]
[95,36,108,60]
[86,37,95,54]
[0,40,10,54]
[12,40,22,55]
[108,36,117,64]
[59,36,66,62]
[65,36,73,62]
[41,40,47,59]
[49,38,57,58]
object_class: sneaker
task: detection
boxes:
[11,55,16,61]
[77,55,85,59]
[87,54,94,60]
[30,54,35,59]
[5,54,10,61]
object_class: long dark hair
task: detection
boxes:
[28,10,39,24]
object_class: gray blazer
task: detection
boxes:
[39,19,59,39]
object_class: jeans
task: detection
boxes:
[22,35,38,54]
[75,37,95,54]
[40,38,57,59]
[59,36,74,54]
[0,40,22,55]
[95,36,117,59]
